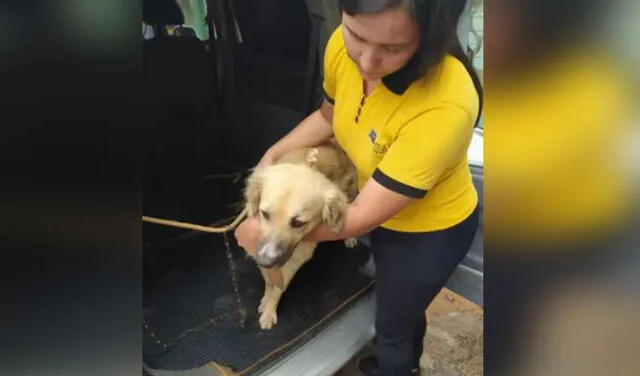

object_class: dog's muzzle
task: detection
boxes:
[255,235,292,268]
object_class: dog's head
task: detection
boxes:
[244,163,348,267]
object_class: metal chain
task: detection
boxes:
[223,231,247,328]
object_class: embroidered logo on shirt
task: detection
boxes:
[372,142,389,155]
[368,129,377,143]
[368,129,389,156]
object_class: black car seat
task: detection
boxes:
[231,0,318,113]
[142,0,221,169]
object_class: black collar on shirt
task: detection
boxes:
[381,52,423,95]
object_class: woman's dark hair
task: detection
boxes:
[338,0,483,125]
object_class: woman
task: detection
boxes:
[235,0,483,375]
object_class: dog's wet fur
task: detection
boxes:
[243,142,358,329]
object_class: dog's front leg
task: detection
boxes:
[258,267,273,314]
[258,266,286,330]
[258,284,284,330]
[259,286,272,314]
[258,243,315,330]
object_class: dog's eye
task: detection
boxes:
[260,210,270,220]
[290,218,307,229]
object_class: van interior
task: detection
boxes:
[142,0,378,373]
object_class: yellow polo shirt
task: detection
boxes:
[322,27,480,232]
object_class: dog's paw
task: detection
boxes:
[344,237,358,248]
[259,309,278,330]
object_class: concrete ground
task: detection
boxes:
[335,288,483,376]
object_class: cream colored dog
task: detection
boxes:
[243,143,358,329]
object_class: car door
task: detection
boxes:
[445,124,483,307]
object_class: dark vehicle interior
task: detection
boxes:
[142,0,378,373]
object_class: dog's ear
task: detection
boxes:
[322,185,348,232]
[244,167,266,217]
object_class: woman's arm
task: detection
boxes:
[306,177,416,242]
[263,100,335,161]
[307,105,475,242]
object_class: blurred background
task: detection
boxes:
[483,0,639,375]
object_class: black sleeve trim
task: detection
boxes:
[323,87,335,105]
[372,168,427,199]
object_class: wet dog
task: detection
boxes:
[243,143,357,329]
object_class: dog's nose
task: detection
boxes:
[255,238,286,268]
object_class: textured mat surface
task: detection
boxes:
[143,164,374,374]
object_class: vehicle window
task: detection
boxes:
[456,0,483,129]
[462,0,483,129]
[468,0,484,85]
[175,0,209,40]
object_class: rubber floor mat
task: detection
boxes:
[143,229,373,373]
[142,162,374,373]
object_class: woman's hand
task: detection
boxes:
[234,216,263,256]
[255,149,277,169]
